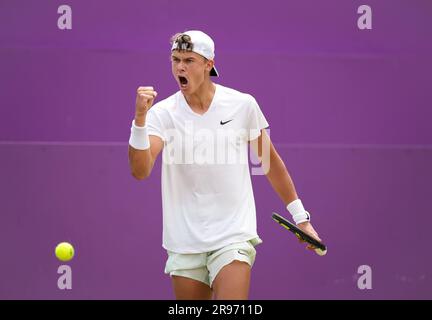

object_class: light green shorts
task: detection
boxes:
[164,238,262,287]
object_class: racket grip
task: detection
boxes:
[315,248,327,256]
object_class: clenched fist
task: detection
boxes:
[135,86,158,126]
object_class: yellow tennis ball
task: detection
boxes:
[55,242,75,262]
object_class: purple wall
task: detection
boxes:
[1,0,431,299]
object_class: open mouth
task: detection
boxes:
[178,76,188,87]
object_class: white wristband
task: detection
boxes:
[129,120,150,150]
[286,199,311,225]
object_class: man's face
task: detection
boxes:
[171,51,212,94]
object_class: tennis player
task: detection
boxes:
[128,30,322,300]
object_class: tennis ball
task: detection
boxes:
[315,248,327,256]
[55,242,75,262]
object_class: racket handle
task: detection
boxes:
[315,248,327,256]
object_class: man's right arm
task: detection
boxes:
[128,136,163,180]
[128,86,164,180]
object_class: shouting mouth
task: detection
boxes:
[178,76,188,89]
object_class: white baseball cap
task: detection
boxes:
[171,30,219,77]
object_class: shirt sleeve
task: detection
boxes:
[146,107,165,141]
[247,96,269,141]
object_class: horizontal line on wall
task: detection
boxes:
[0,141,127,147]
[0,141,431,150]
[1,46,429,60]
[275,143,432,150]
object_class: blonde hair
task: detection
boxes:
[170,33,194,51]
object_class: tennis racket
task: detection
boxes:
[272,212,327,256]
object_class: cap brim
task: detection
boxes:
[210,66,219,77]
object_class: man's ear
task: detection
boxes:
[206,59,214,73]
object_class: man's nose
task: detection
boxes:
[177,61,186,72]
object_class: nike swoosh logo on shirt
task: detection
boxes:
[220,119,233,125]
[238,250,248,256]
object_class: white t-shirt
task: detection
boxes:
[146,84,269,253]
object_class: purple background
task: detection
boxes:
[1,0,431,299]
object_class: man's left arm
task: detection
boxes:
[249,129,322,249]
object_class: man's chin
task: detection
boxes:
[179,83,191,92]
